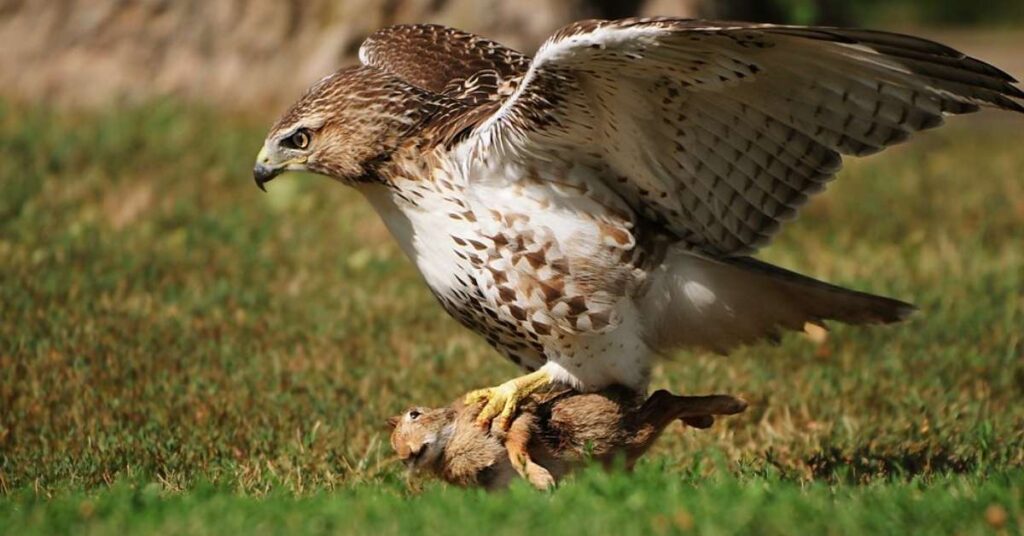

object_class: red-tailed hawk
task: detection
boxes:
[254,19,1022,425]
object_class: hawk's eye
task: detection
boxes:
[283,128,311,150]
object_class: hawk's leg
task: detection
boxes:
[465,369,553,428]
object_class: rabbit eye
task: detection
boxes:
[408,409,421,420]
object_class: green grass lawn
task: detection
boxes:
[1,468,1020,535]
[1,100,1022,534]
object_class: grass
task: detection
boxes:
[1,99,1022,533]
[1,467,1021,535]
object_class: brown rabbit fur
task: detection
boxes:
[388,386,746,490]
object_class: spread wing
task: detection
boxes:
[473,18,1024,256]
[359,24,530,104]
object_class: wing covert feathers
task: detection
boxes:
[360,24,529,101]
[357,19,1021,255]
[477,18,1023,256]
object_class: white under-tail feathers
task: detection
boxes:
[638,249,916,354]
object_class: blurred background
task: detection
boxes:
[2,0,1022,496]
[2,0,1023,111]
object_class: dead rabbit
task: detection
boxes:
[388,386,746,490]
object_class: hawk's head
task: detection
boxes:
[254,65,431,190]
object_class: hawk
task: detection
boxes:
[254,19,1022,425]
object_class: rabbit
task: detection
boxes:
[387,385,746,490]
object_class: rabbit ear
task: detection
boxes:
[385,415,400,429]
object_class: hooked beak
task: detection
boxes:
[253,162,282,192]
[253,144,296,192]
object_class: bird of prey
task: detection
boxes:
[254,18,1022,426]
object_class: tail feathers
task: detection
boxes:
[639,251,916,354]
[729,256,917,325]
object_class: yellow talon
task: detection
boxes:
[464,369,553,429]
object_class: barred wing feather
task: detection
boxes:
[476,18,1024,256]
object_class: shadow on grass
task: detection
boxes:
[801,446,987,483]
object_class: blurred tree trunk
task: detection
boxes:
[588,0,645,19]
[0,0,585,110]
[698,0,855,25]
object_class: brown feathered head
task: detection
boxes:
[253,65,435,190]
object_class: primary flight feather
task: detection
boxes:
[254,18,1022,425]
